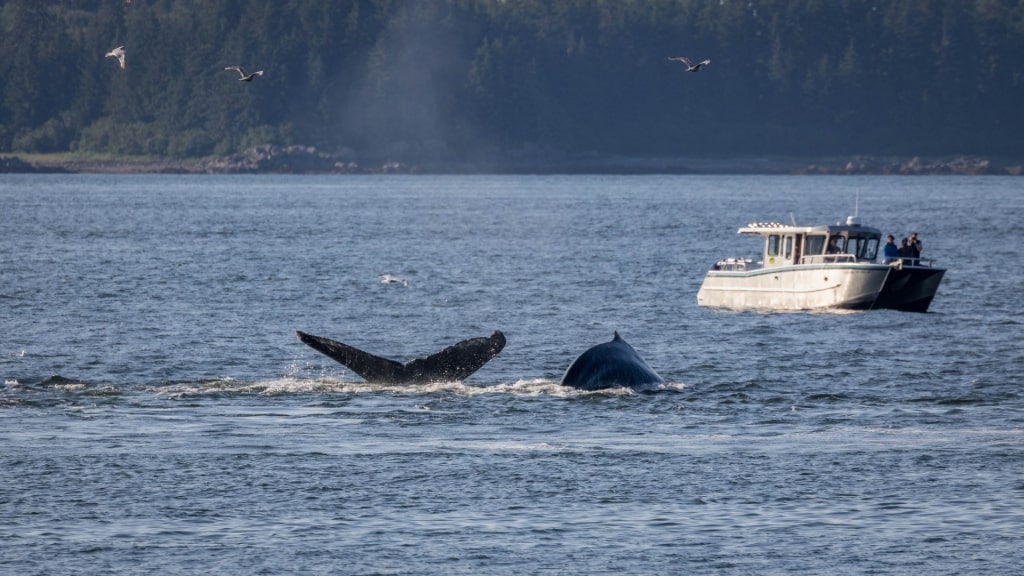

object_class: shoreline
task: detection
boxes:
[3,147,1022,176]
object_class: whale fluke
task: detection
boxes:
[560,332,665,390]
[296,330,506,384]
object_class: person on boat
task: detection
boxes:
[826,237,842,254]
[898,237,912,262]
[882,235,899,263]
[908,232,922,264]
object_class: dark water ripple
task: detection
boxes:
[2,174,1023,574]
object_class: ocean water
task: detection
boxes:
[1,174,1022,575]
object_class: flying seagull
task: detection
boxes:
[105,46,125,69]
[225,66,264,82]
[668,56,710,72]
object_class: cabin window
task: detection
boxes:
[783,236,793,259]
[846,236,880,260]
[767,235,780,257]
[864,238,879,259]
[805,235,825,255]
[826,235,845,254]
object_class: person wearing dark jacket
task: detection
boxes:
[898,237,912,261]
[909,232,922,264]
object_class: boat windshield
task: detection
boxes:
[846,235,879,260]
[826,235,845,254]
[818,233,880,260]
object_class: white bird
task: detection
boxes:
[381,274,410,287]
[668,56,710,72]
[105,45,125,69]
[225,66,264,82]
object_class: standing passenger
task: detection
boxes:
[909,230,925,264]
[882,235,899,263]
[898,237,912,261]
[909,232,922,264]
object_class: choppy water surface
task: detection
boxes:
[2,174,1022,575]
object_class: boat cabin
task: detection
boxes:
[735,216,881,269]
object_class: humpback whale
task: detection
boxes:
[560,332,665,391]
[296,330,505,384]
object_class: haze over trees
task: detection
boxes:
[2,0,1022,167]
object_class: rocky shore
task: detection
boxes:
[2,146,1022,175]
[0,145,403,175]
[794,155,1023,176]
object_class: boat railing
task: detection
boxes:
[712,257,753,271]
[801,254,858,265]
[799,254,939,267]
[885,257,938,268]
[714,253,938,269]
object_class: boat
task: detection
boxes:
[696,216,945,312]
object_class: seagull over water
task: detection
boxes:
[225,66,264,82]
[105,46,125,69]
[668,56,710,72]
[381,274,410,287]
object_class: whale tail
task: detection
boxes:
[296,330,506,384]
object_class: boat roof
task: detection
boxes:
[737,216,882,236]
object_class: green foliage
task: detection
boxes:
[0,0,1022,160]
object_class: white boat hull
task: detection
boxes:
[697,264,892,311]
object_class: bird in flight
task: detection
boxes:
[225,66,264,82]
[105,46,125,69]
[668,56,710,72]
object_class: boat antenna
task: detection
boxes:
[789,211,797,226]
[854,192,860,217]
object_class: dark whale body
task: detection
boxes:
[296,330,505,384]
[560,332,665,391]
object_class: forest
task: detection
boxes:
[2,0,1023,168]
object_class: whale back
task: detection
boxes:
[560,332,665,391]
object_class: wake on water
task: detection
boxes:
[151,377,686,399]
[3,373,686,403]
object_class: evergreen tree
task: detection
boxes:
[0,0,1021,161]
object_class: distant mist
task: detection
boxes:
[337,5,477,164]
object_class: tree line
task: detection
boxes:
[2,0,1022,166]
